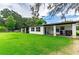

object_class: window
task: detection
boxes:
[76,26,79,30]
[36,27,40,32]
[31,27,34,31]
[56,29,59,32]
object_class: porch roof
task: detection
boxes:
[43,21,79,26]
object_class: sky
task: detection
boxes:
[43,9,79,24]
[0,3,79,24]
[0,3,49,18]
[0,3,32,17]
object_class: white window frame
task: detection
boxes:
[31,27,35,31]
[36,27,40,32]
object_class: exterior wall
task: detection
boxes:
[72,23,76,38]
[57,24,72,36]
[56,24,72,30]
[64,24,72,30]
[44,24,73,36]
[45,24,72,35]
[44,26,53,34]
[29,26,44,35]
[29,23,77,38]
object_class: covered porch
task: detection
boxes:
[44,23,77,38]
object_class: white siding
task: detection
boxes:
[64,25,72,30]
[45,26,53,34]
[72,24,76,38]
[57,24,72,30]
[29,26,44,35]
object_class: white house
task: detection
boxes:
[29,21,79,38]
[29,26,44,35]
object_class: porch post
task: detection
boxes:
[53,25,56,36]
[72,23,76,38]
[21,28,23,32]
[24,28,26,33]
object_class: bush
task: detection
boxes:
[0,26,8,32]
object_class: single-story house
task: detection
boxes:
[29,21,79,38]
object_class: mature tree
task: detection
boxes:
[0,16,5,26]
[30,3,45,18]
[27,17,46,26]
[20,17,37,33]
[20,18,31,28]
[1,8,23,29]
[22,17,46,27]
[0,7,46,31]
[35,18,46,26]
[30,3,41,18]
[6,15,16,31]
[0,8,12,18]
[11,10,23,29]
[21,17,37,27]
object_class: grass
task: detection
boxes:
[0,32,72,55]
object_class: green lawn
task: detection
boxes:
[0,32,72,55]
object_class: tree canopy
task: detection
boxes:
[1,9,23,29]
[6,15,16,31]
[48,3,79,17]
[0,8,46,31]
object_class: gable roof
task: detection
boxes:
[43,21,79,26]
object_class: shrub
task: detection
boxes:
[0,26,8,32]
